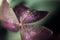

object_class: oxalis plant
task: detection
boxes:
[0,0,53,40]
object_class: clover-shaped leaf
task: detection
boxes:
[0,0,53,40]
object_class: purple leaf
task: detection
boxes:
[20,25,53,40]
[0,0,19,32]
[13,5,48,23]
